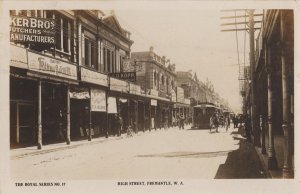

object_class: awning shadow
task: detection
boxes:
[214,128,266,179]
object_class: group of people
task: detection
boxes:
[209,113,231,133]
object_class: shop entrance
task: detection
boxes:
[10,102,36,148]
[70,99,90,140]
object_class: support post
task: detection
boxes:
[88,88,92,141]
[249,10,259,146]
[260,115,266,154]
[66,85,71,145]
[280,11,293,178]
[266,49,278,170]
[37,79,42,149]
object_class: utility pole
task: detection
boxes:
[248,10,260,146]
[220,9,262,146]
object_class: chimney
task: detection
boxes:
[149,46,154,52]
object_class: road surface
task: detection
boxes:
[11,125,266,179]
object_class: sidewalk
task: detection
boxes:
[11,124,191,160]
[254,135,286,178]
[214,126,267,179]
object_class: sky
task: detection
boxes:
[114,7,256,113]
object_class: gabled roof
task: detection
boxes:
[102,12,124,35]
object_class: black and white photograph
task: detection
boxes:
[0,1,299,194]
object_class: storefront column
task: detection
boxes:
[88,89,92,141]
[66,85,71,145]
[143,102,146,132]
[266,49,278,170]
[149,102,151,131]
[135,100,138,133]
[37,79,42,149]
[260,115,266,154]
[280,11,293,178]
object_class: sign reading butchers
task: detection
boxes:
[10,15,55,44]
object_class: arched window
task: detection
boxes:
[154,71,157,86]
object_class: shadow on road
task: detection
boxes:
[214,127,266,179]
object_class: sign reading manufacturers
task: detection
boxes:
[10,15,55,44]
[27,51,77,80]
[109,72,136,82]
[91,89,106,112]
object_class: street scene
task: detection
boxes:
[8,7,294,182]
[11,125,265,179]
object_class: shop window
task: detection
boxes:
[84,37,97,70]
[107,49,111,73]
[103,48,106,72]
[55,13,72,54]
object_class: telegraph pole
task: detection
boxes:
[220,9,262,146]
[248,10,260,146]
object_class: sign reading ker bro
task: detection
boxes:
[10,15,56,44]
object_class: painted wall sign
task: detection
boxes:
[10,16,55,44]
[91,89,106,112]
[27,51,77,80]
[81,67,108,86]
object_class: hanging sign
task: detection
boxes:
[109,72,136,82]
[10,16,56,44]
[91,89,106,112]
[70,88,90,99]
[151,99,157,106]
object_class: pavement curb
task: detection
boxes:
[11,136,123,160]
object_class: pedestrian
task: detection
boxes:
[214,113,219,133]
[209,114,214,133]
[225,115,230,132]
[180,114,185,129]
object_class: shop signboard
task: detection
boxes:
[151,99,157,106]
[109,72,136,82]
[122,59,145,73]
[10,16,55,44]
[176,87,184,103]
[129,83,141,95]
[91,89,106,112]
[10,44,28,69]
[81,67,108,86]
[108,97,117,114]
[69,88,90,99]
[27,51,77,80]
[184,98,191,105]
[110,77,129,93]
[150,89,158,96]
[171,89,176,102]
